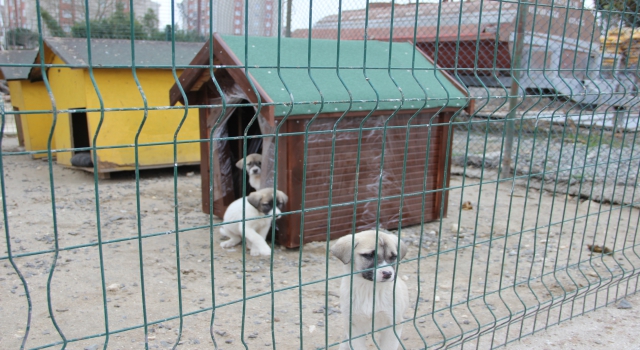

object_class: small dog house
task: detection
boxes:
[170,34,469,247]
[0,50,54,158]
[27,38,203,176]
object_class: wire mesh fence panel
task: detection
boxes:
[1,0,639,349]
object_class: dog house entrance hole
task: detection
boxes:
[225,102,263,199]
[71,111,90,154]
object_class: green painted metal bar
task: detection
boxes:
[405,0,431,348]
[127,8,152,349]
[296,1,327,349]
[372,3,406,348]
[271,1,295,348]
[198,1,228,348]
[82,1,110,348]
[239,1,265,348]
[325,2,357,350]
[423,1,449,346]
[0,82,32,350]
[34,1,67,348]
[165,0,187,347]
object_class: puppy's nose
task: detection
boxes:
[382,271,393,280]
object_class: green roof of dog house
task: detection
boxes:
[170,34,469,121]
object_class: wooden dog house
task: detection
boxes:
[0,50,55,157]
[27,38,203,176]
[170,34,469,247]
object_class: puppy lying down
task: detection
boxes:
[220,188,288,256]
[331,230,409,350]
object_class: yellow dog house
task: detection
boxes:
[28,38,203,176]
[0,50,54,158]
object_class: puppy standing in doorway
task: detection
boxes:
[219,188,288,256]
[330,230,409,350]
[236,153,262,191]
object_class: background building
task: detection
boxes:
[178,0,276,37]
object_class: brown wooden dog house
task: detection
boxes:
[170,34,469,248]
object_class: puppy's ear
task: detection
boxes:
[330,234,357,264]
[397,238,407,261]
[247,192,261,209]
[276,190,288,204]
[382,233,407,261]
[235,158,246,169]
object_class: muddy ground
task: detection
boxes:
[1,134,639,350]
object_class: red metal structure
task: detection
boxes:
[293,1,605,98]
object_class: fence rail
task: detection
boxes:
[1,0,639,349]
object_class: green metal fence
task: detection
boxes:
[1,0,640,349]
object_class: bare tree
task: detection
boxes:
[176,1,187,30]
[40,0,61,17]
[80,0,117,20]
[79,0,118,21]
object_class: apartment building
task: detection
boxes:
[179,0,276,37]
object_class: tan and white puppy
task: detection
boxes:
[236,153,262,191]
[219,188,287,256]
[331,230,409,350]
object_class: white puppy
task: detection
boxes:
[219,188,288,256]
[235,153,262,191]
[330,230,409,350]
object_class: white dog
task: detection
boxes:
[219,188,288,256]
[330,230,409,350]
[236,153,262,191]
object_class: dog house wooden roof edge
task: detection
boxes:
[170,33,471,125]
[28,37,203,82]
[0,50,38,81]
[169,33,276,123]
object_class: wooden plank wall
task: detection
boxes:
[278,111,452,247]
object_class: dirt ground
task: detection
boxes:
[505,292,640,350]
[1,134,639,350]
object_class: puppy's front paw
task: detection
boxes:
[220,240,238,249]
[251,246,271,257]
